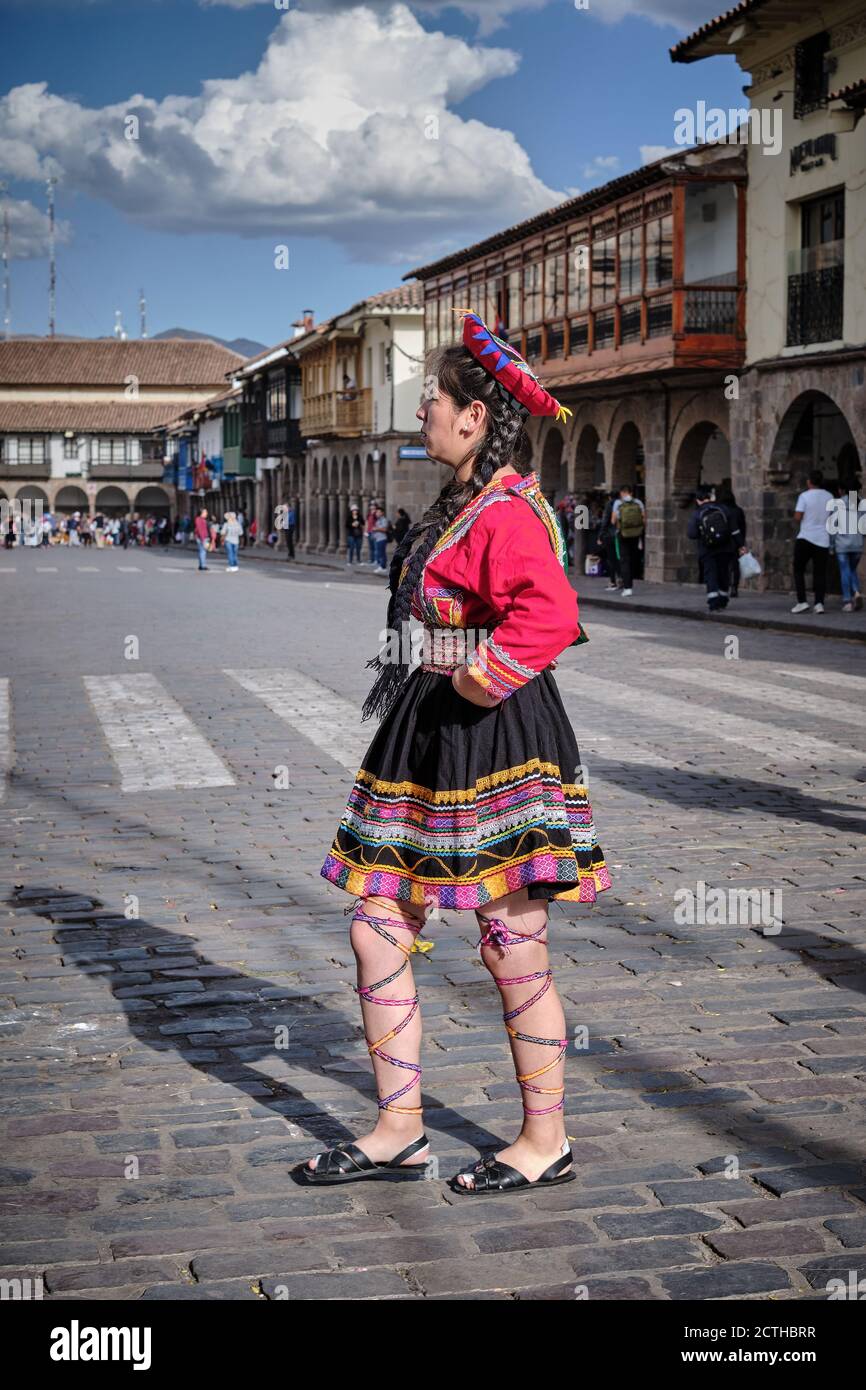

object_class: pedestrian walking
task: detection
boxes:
[714,482,747,597]
[220,511,243,571]
[371,506,391,573]
[193,508,210,570]
[304,309,611,1194]
[393,507,411,545]
[688,483,744,611]
[829,483,865,613]
[612,484,645,597]
[283,501,296,560]
[597,491,620,589]
[364,502,378,565]
[346,504,364,567]
[68,512,80,546]
[791,470,835,614]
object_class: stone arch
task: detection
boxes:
[612,422,644,495]
[363,453,375,500]
[673,421,731,497]
[134,485,171,516]
[539,427,565,503]
[12,483,49,505]
[95,486,130,516]
[574,423,605,495]
[54,485,89,514]
[768,389,858,491]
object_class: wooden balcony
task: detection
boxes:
[300,388,372,438]
[0,461,51,479]
[88,461,166,481]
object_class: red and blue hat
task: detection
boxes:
[456,310,573,425]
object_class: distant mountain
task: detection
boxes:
[152,327,267,360]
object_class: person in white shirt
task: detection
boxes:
[791,470,834,614]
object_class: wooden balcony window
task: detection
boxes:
[568,316,589,356]
[593,310,615,349]
[619,301,642,344]
[646,294,673,339]
[300,387,372,435]
[524,328,542,362]
[545,322,565,360]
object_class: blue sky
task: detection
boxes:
[0,0,744,347]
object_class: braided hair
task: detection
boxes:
[360,343,531,723]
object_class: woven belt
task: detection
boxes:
[420,626,473,675]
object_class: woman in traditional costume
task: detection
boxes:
[297,312,612,1195]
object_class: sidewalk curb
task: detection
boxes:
[235,546,866,642]
[577,592,866,643]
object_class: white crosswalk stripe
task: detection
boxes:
[225,668,370,772]
[84,673,235,792]
[0,679,11,802]
[655,666,865,730]
[777,667,866,691]
[116,566,141,572]
[554,669,846,764]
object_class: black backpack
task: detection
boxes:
[697,503,732,550]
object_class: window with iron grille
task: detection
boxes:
[618,227,641,298]
[646,216,673,289]
[647,296,672,338]
[63,436,78,459]
[620,303,641,344]
[267,378,286,422]
[591,236,616,304]
[523,261,542,323]
[97,437,127,464]
[594,311,615,349]
[569,317,589,355]
[545,322,565,359]
[794,31,830,118]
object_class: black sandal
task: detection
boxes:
[448,1146,575,1196]
[293,1133,431,1185]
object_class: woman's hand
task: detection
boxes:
[451,663,501,708]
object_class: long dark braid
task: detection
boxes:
[360,344,531,723]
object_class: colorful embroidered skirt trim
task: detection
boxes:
[320,666,612,912]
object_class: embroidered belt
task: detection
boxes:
[420,626,472,674]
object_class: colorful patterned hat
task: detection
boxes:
[456,311,573,425]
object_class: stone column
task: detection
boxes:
[337,492,348,556]
[327,493,339,553]
[318,490,329,552]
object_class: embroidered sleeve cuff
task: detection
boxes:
[466,636,539,701]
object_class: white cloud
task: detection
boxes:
[200,0,716,36]
[0,195,72,258]
[640,143,679,163]
[0,6,565,264]
[581,154,620,181]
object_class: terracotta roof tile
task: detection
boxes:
[670,1,769,62]
[0,337,244,387]
[0,401,185,433]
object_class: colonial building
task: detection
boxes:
[234,341,303,538]
[673,0,866,586]
[407,142,748,583]
[0,338,244,520]
[290,284,433,554]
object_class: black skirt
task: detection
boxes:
[321,664,611,911]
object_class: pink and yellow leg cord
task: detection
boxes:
[345,899,433,1116]
[475,913,567,1116]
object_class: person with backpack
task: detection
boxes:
[612,485,645,597]
[688,483,745,611]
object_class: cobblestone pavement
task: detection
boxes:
[1,545,865,1301]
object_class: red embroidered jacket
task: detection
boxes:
[408,469,583,702]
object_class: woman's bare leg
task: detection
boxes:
[456,888,570,1189]
[305,894,429,1169]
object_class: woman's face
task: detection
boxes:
[416,383,486,472]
